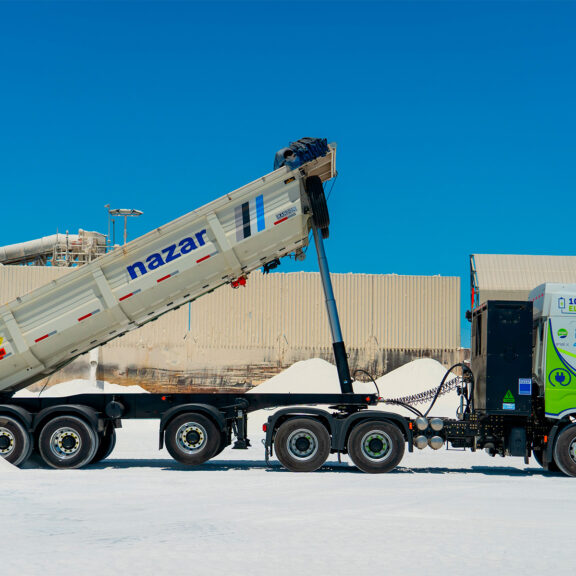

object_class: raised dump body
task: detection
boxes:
[0,143,336,395]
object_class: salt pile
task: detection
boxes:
[251,358,342,395]
[375,358,461,417]
[247,357,461,431]
[14,380,148,398]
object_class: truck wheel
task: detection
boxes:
[0,415,32,467]
[38,415,99,469]
[212,432,229,458]
[274,418,330,472]
[553,425,576,477]
[532,447,560,473]
[90,429,117,464]
[305,176,330,238]
[347,420,405,474]
[165,413,221,465]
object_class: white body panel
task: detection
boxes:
[0,147,335,394]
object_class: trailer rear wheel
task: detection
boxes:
[165,413,221,465]
[90,429,117,464]
[348,420,404,474]
[274,418,330,472]
[0,415,32,467]
[553,425,576,477]
[38,416,99,469]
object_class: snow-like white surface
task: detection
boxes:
[0,454,18,472]
[1,360,574,575]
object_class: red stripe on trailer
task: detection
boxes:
[119,293,134,301]
[196,255,211,264]
[157,274,171,283]
[274,217,288,225]
[78,313,93,322]
[35,334,50,343]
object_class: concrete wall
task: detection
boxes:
[1,266,464,392]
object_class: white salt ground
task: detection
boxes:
[0,359,574,576]
[0,454,18,471]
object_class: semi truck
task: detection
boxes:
[1,138,576,476]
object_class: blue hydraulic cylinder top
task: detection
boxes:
[312,224,353,394]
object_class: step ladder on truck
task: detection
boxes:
[0,138,411,472]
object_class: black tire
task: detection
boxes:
[347,420,405,474]
[212,432,229,458]
[90,429,117,464]
[38,415,99,469]
[165,413,221,465]
[0,415,32,467]
[305,176,330,235]
[274,418,331,472]
[553,425,576,477]
[532,446,561,473]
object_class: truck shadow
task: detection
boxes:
[394,465,562,477]
[87,458,563,477]
[91,458,355,473]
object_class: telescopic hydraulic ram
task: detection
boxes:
[311,222,353,394]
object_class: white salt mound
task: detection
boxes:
[376,357,460,417]
[246,358,461,432]
[249,358,341,395]
[14,379,148,398]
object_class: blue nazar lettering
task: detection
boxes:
[126,228,208,280]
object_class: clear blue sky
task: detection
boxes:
[1,1,575,347]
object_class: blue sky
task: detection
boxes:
[1,0,575,346]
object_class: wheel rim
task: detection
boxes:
[49,427,82,459]
[360,430,392,462]
[569,438,576,464]
[0,427,15,457]
[176,422,207,454]
[286,429,319,461]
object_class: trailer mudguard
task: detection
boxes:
[0,403,33,429]
[33,404,101,434]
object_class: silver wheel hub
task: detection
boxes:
[50,428,82,459]
[569,438,576,464]
[287,429,318,461]
[176,423,207,454]
[0,428,15,457]
[361,430,392,462]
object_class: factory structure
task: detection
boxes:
[0,237,462,391]
[470,254,576,306]
[5,228,572,394]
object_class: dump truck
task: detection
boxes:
[2,138,575,476]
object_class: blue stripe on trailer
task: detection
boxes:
[256,195,265,232]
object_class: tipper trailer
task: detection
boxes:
[2,138,576,476]
[0,138,405,472]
